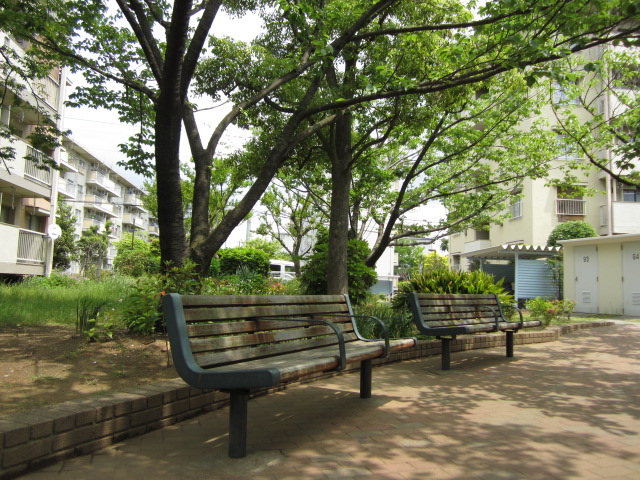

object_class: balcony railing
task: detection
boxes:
[86,171,121,197]
[33,75,60,109]
[24,146,53,186]
[556,199,586,216]
[17,229,46,264]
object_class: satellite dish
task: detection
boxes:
[47,223,62,240]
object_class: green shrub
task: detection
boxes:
[525,297,557,326]
[122,260,205,334]
[114,235,160,277]
[392,269,513,310]
[547,221,597,247]
[353,302,417,339]
[300,230,377,305]
[218,247,270,276]
[526,298,576,326]
[23,271,79,289]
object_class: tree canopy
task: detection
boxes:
[3,0,640,293]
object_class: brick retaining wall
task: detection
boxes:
[0,321,614,479]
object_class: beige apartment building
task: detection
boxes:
[449,44,640,305]
[0,30,155,278]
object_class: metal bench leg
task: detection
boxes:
[360,359,372,399]
[441,337,452,370]
[229,389,249,458]
[506,331,514,358]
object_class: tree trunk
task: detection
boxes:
[154,0,191,270]
[327,111,352,295]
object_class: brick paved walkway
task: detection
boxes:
[18,323,640,480]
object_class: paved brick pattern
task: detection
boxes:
[14,323,640,480]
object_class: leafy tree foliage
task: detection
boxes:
[52,199,77,271]
[255,178,322,275]
[243,238,288,260]
[548,48,640,188]
[547,220,598,247]
[3,0,639,290]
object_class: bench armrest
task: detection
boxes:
[317,314,392,358]
[255,317,347,370]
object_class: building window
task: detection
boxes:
[552,81,580,105]
[556,134,581,160]
[474,229,490,241]
[623,188,640,202]
[0,205,14,224]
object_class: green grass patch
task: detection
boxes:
[0,275,133,328]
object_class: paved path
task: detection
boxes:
[19,324,640,480]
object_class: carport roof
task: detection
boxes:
[462,244,561,260]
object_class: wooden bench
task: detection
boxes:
[162,293,416,458]
[408,293,541,370]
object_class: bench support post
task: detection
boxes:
[506,330,515,358]
[441,337,452,370]
[360,359,372,398]
[229,389,250,458]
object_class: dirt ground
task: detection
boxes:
[0,324,179,416]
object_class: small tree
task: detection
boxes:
[76,226,108,277]
[52,199,77,271]
[394,245,425,280]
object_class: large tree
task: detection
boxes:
[4,0,639,293]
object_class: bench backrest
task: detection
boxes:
[164,294,359,369]
[409,293,504,328]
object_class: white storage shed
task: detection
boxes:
[560,234,640,315]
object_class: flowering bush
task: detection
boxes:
[525,298,577,326]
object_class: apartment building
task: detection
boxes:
[0,31,68,277]
[58,138,154,274]
[449,44,640,304]
[1,30,155,278]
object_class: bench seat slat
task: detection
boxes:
[189,325,356,353]
[183,303,351,322]
[194,338,416,382]
[185,319,354,338]
[180,294,348,307]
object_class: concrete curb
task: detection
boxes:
[0,321,615,479]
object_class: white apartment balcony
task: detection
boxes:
[463,239,492,253]
[556,199,586,216]
[82,217,105,232]
[58,149,79,173]
[148,223,159,237]
[0,223,47,275]
[600,202,640,235]
[2,35,59,118]
[122,213,146,229]
[124,193,147,212]
[84,194,117,217]
[86,171,121,197]
[57,179,76,200]
[0,136,53,198]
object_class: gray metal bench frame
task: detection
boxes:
[163,293,416,458]
[409,293,541,370]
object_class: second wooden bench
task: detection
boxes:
[409,293,541,370]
